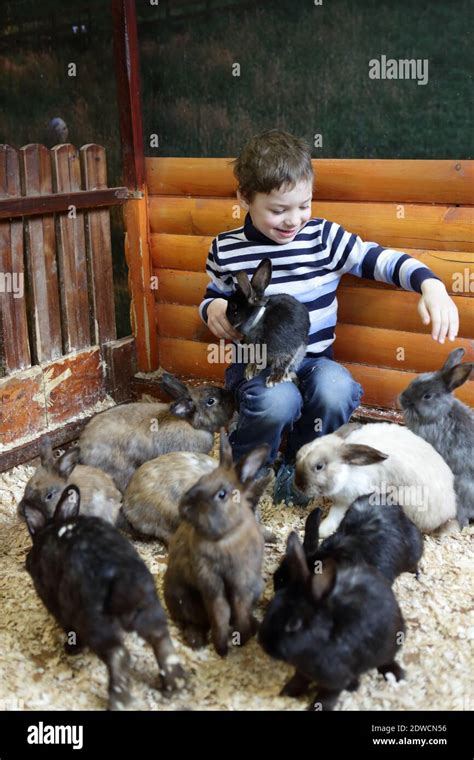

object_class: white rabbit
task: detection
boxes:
[295,422,457,537]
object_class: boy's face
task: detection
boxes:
[238,180,313,244]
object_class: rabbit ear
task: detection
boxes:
[303,508,322,557]
[39,436,55,470]
[56,447,80,479]
[441,347,465,371]
[170,398,195,419]
[54,485,80,522]
[341,443,389,466]
[236,270,252,300]
[286,531,311,582]
[24,505,47,537]
[441,362,473,391]
[237,444,269,483]
[311,558,337,601]
[250,258,272,297]
[160,373,191,400]
[334,421,362,440]
[219,430,234,468]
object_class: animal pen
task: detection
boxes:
[0,0,473,715]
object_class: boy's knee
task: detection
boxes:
[240,378,302,424]
[304,360,363,411]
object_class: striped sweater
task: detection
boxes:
[199,213,439,358]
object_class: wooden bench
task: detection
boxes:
[130,157,474,410]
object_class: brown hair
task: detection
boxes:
[233,129,314,201]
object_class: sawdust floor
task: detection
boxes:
[1,457,473,712]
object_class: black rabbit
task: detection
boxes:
[260,532,405,711]
[24,485,186,710]
[225,258,310,386]
[274,495,423,590]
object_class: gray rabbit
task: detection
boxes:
[399,348,474,527]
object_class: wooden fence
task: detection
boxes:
[0,143,135,470]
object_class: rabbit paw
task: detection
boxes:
[160,661,188,694]
[182,624,208,650]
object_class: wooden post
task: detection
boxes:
[111,0,159,372]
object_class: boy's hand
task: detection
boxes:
[207,299,242,340]
[418,280,459,343]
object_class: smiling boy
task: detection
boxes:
[198,130,459,505]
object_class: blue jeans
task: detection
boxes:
[225,357,363,464]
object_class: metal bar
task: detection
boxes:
[0,187,138,219]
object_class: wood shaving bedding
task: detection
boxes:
[0,453,473,712]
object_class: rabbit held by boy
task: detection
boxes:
[18,438,122,526]
[123,450,275,545]
[295,421,457,537]
[164,433,266,656]
[79,372,235,492]
[225,258,310,386]
[274,496,423,591]
[260,532,405,711]
[24,485,186,711]
[399,347,474,527]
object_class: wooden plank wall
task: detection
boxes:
[0,143,134,464]
[146,158,474,410]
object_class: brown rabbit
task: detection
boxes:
[78,373,235,492]
[164,433,267,656]
[18,438,122,526]
[123,450,275,545]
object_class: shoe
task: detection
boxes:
[273,463,311,507]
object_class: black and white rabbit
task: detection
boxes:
[399,347,474,527]
[225,258,310,386]
[260,532,405,711]
[24,485,186,710]
[273,496,423,590]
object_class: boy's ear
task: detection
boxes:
[54,485,80,522]
[250,258,272,297]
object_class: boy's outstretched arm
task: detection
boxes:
[329,222,460,344]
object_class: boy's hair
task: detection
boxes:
[233,129,314,201]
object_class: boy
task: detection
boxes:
[198,130,459,505]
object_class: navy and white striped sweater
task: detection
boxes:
[199,213,439,358]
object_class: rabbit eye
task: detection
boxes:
[206,397,216,406]
[216,489,227,500]
[422,393,433,400]
[285,617,302,633]
[45,490,56,501]
[315,463,325,471]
